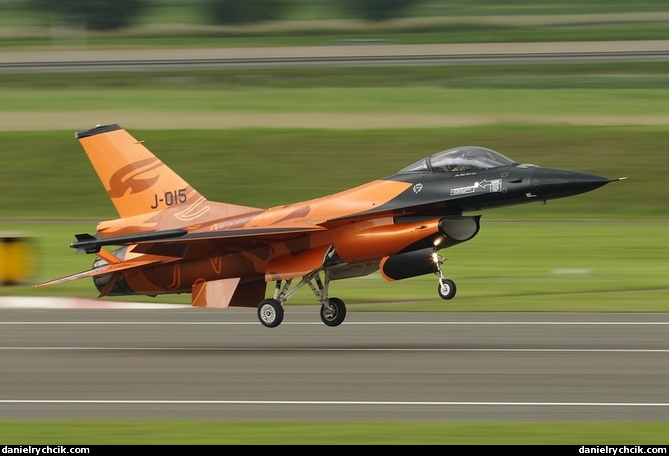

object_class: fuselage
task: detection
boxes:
[97,153,611,298]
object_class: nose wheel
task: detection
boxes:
[437,279,456,300]
[433,250,457,300]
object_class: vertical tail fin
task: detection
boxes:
[76,124,205,218]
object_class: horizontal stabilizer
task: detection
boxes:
[34,254,179,288]
[34,268,107,288]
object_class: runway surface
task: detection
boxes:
[1,298,668,422]
[2,40,669,72]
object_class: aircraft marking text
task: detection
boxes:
[450,179,503,196]
[151,188,187,209]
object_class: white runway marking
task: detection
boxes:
[0,296,189,309]
[1,320,669,325]
[1,346,668,353]
[1,399,668,407]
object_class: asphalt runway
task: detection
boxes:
[2,40,669,72]
[1,301,668,422]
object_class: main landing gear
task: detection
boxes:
[256,249,457,328]
[432,250,457,300]
[256,268,346,328]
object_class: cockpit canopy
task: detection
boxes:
[399,146,517,174]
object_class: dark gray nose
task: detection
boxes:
[532,168,613,200]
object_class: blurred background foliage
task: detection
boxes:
[2,0,669,46]
[21,0,425,29]
[9,0,439,31]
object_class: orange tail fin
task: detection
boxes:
[76,124,205,218]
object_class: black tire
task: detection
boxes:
[320,297,346,327]
[257,298,284,328]
[437,279,457,300]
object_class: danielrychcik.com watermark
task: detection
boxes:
[2,447,90,455]
[579,446,667,455]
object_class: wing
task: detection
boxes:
[36,221,327,287]
[72,222,326,256]
[34,252,182,287]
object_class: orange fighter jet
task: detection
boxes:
[36,124,624,327]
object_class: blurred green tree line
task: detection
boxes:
[24,0,424,30]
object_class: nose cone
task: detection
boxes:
[533,168,613,200]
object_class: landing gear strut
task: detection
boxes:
[256,268,347,328]
[433,250,457,300]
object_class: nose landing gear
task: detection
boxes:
[432,250,457,300]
